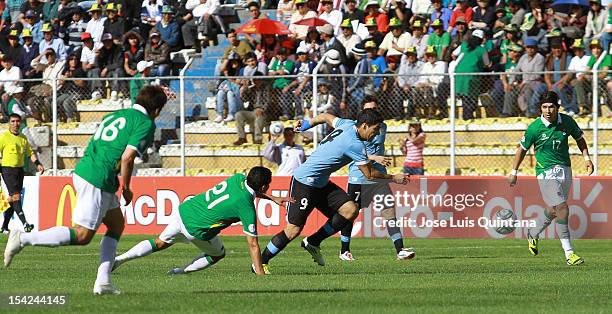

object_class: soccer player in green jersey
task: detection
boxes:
[112,167,290,276]
[509,91,594,266]
[4,85,168,294]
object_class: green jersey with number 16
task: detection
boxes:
[74,104,155,193]
[179,174,258,241]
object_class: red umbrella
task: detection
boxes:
[235,18,292,35]
[293,17,329,27]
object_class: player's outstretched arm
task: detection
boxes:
[358,163,410,184]
[295,113,338,132]
[509,145,528,186]
[369,155,392,167]
[256,192,295,206]
[120,148,138,205]
[576,137,594,175]
[246,235,266,275]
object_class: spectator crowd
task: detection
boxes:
[2,0,612,126]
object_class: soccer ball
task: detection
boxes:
[270,122,284,136]
[494,209,517,235]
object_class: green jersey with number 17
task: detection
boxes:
[519,113,584,176]
[74,104,155,193]
[179,173,258,241]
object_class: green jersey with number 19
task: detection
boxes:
[519,113,584,176]
[179,174,258,241]
[74,104,155,193]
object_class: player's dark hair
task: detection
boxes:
[136,85,167,115]
[361,95,377,108]
[8,113,21,121]
[356,108,383,127]
[540,91,560,107]
[247,166,272,192]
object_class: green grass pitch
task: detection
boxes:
[2,235,612,313]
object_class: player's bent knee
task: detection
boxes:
[154,238,173,250]
[284,224,302,240]
[73,229,95,245]
[10,194,20,202]
[338,201,359,221]
[211,253,225,262]
[381,208,396,220]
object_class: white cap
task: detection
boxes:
[324,49,341,65]
[296,45,309,54]
[137,60,154,72]
[8,86,24,95]
[472,29,484,39]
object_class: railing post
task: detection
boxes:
[179,56,194,176]
[311,56,327,148]
[448,53,463,176]
[52,77,58,175]
[592,52,607,175]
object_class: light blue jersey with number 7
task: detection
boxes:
[293,118,369,188]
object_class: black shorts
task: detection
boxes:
[347,181,394,210]
[1,166,24,195]
[286,177,352,227]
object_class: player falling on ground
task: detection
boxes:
[509,91,593,266]
[339,99,415,261]
[4,85,167,294]
[260,109,410,272]
[112,167,291,275]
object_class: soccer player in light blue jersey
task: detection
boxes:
[340,99,415,261]
[260,109,410,272]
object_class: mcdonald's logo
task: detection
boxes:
[56,184,77,227]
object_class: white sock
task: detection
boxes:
[557,222,574,258]
[20,226,72,247]
[116,240,155,264]
[183,254,214,273]
[96,236,118,285]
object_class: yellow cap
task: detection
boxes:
[590,38,602,48]
[41,23,53,32]
[425,45,436,55]
[431,19,442,27]
[571,39,585,49]
[88,3,102,12]
[21,28,33,38]
[389,17,401,27]
[106,3,118,11]
[365,41,377,48]
[295,0,307,4]
[365,17,377,27]
[340,19,352,28]
[412,20,422,28]
[8,30,19,37]
[404,46,416,54]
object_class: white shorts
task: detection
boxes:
[537,165,572,207]
[159,212,225,257]
[72,173,120,230]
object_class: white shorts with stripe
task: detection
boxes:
[537,165,572,207]
[72,173,120,231]
[159,211,225,257]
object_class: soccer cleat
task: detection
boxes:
[93,282,121,295]
[111,258,124,272]
[1,228,9,235]
[397,248,416,260]
[4,230,23,267]
[301,238,325,266]
[167,267,185,275]
[24,224,34,233]
[566,252,584,266]
[338,251,355,261]
[251,263,271,275]
[527,232,539,256]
